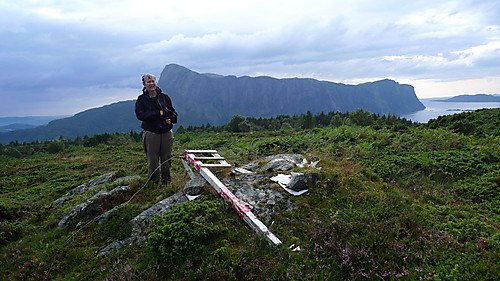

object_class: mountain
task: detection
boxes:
[0,64,425,144]
[159,64,425,126]
[0,115,70,127]
[0,101,140,144]
[0,123,38,133]
[437,94,500,102]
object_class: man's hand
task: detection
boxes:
[165,119,172,125]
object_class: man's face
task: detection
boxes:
[144,78,156,91]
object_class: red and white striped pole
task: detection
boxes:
[184,151,282,247]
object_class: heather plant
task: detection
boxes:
[99,205,140,242]
[147,199,226,265]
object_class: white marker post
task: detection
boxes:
[183,150,282,247]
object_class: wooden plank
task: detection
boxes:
[200,163,232,168]
[212,152,231,166]
[185,150,218,153]
[194,156,226,160]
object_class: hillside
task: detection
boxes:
[0,123,38,133]
[0,101,141,145]
[0,64,424,144]
[0,109,498,280]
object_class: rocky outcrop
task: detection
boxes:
[58,185,130,229]
[96,192,189,256]
[52,172,117,210]
[55,154,321,255]
[53,173,141,229]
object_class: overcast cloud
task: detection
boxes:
[0,0,499,117]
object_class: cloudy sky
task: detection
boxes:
[1,0,499,117]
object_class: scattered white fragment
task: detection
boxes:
[289,244,302,251]
[185,194,201,201]
[270,174,291,188]
[233,167,255,174]
[297,159,308,168]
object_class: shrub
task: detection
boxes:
[147,199,225,264]
[47,141,65,154]
[100,205,140,242]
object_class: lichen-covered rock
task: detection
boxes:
[57,185,130,229]
[261,154,305,172]
[52,172,117,209]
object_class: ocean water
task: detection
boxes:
[401,99,500,123]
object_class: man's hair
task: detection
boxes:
[142,74,156,85]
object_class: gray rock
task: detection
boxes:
[57,185,130,229]
[261,154,305,172]
[52,172,118,209]
[222,174,290,224]
[263,154,304,163]
[132,192,189,229]
[97,192,189,256]
[183,176,207,196]
[287,173,320,191]
[241,162,260,171]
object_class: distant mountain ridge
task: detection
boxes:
[0,115,69,127]
[0,123,38,133]
[437,94,500,102]
[0,101,140,144]
[0,64,425,144]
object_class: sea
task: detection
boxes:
[401,99,500,123]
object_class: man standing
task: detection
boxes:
[135,74,177,184]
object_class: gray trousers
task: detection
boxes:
[142,130,174,183]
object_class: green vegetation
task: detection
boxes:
[0,109,498,280]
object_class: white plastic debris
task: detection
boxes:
[270,174,308,196]
[289,244,302,251]
[185,194,201,201]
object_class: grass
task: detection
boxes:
[0,109,498,280]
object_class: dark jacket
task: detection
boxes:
[135,87,177,134]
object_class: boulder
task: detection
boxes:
[287,172,320,191]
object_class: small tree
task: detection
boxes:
[301,110,314,129]
[238,119,252,132]
[331,115,344,127]
[347,109,375,126]
[47,141,65,154]
[226,115,246,132]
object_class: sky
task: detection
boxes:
[0,0,499,117]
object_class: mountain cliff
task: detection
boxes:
[0,64,424,144]
[159,64,424,126]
